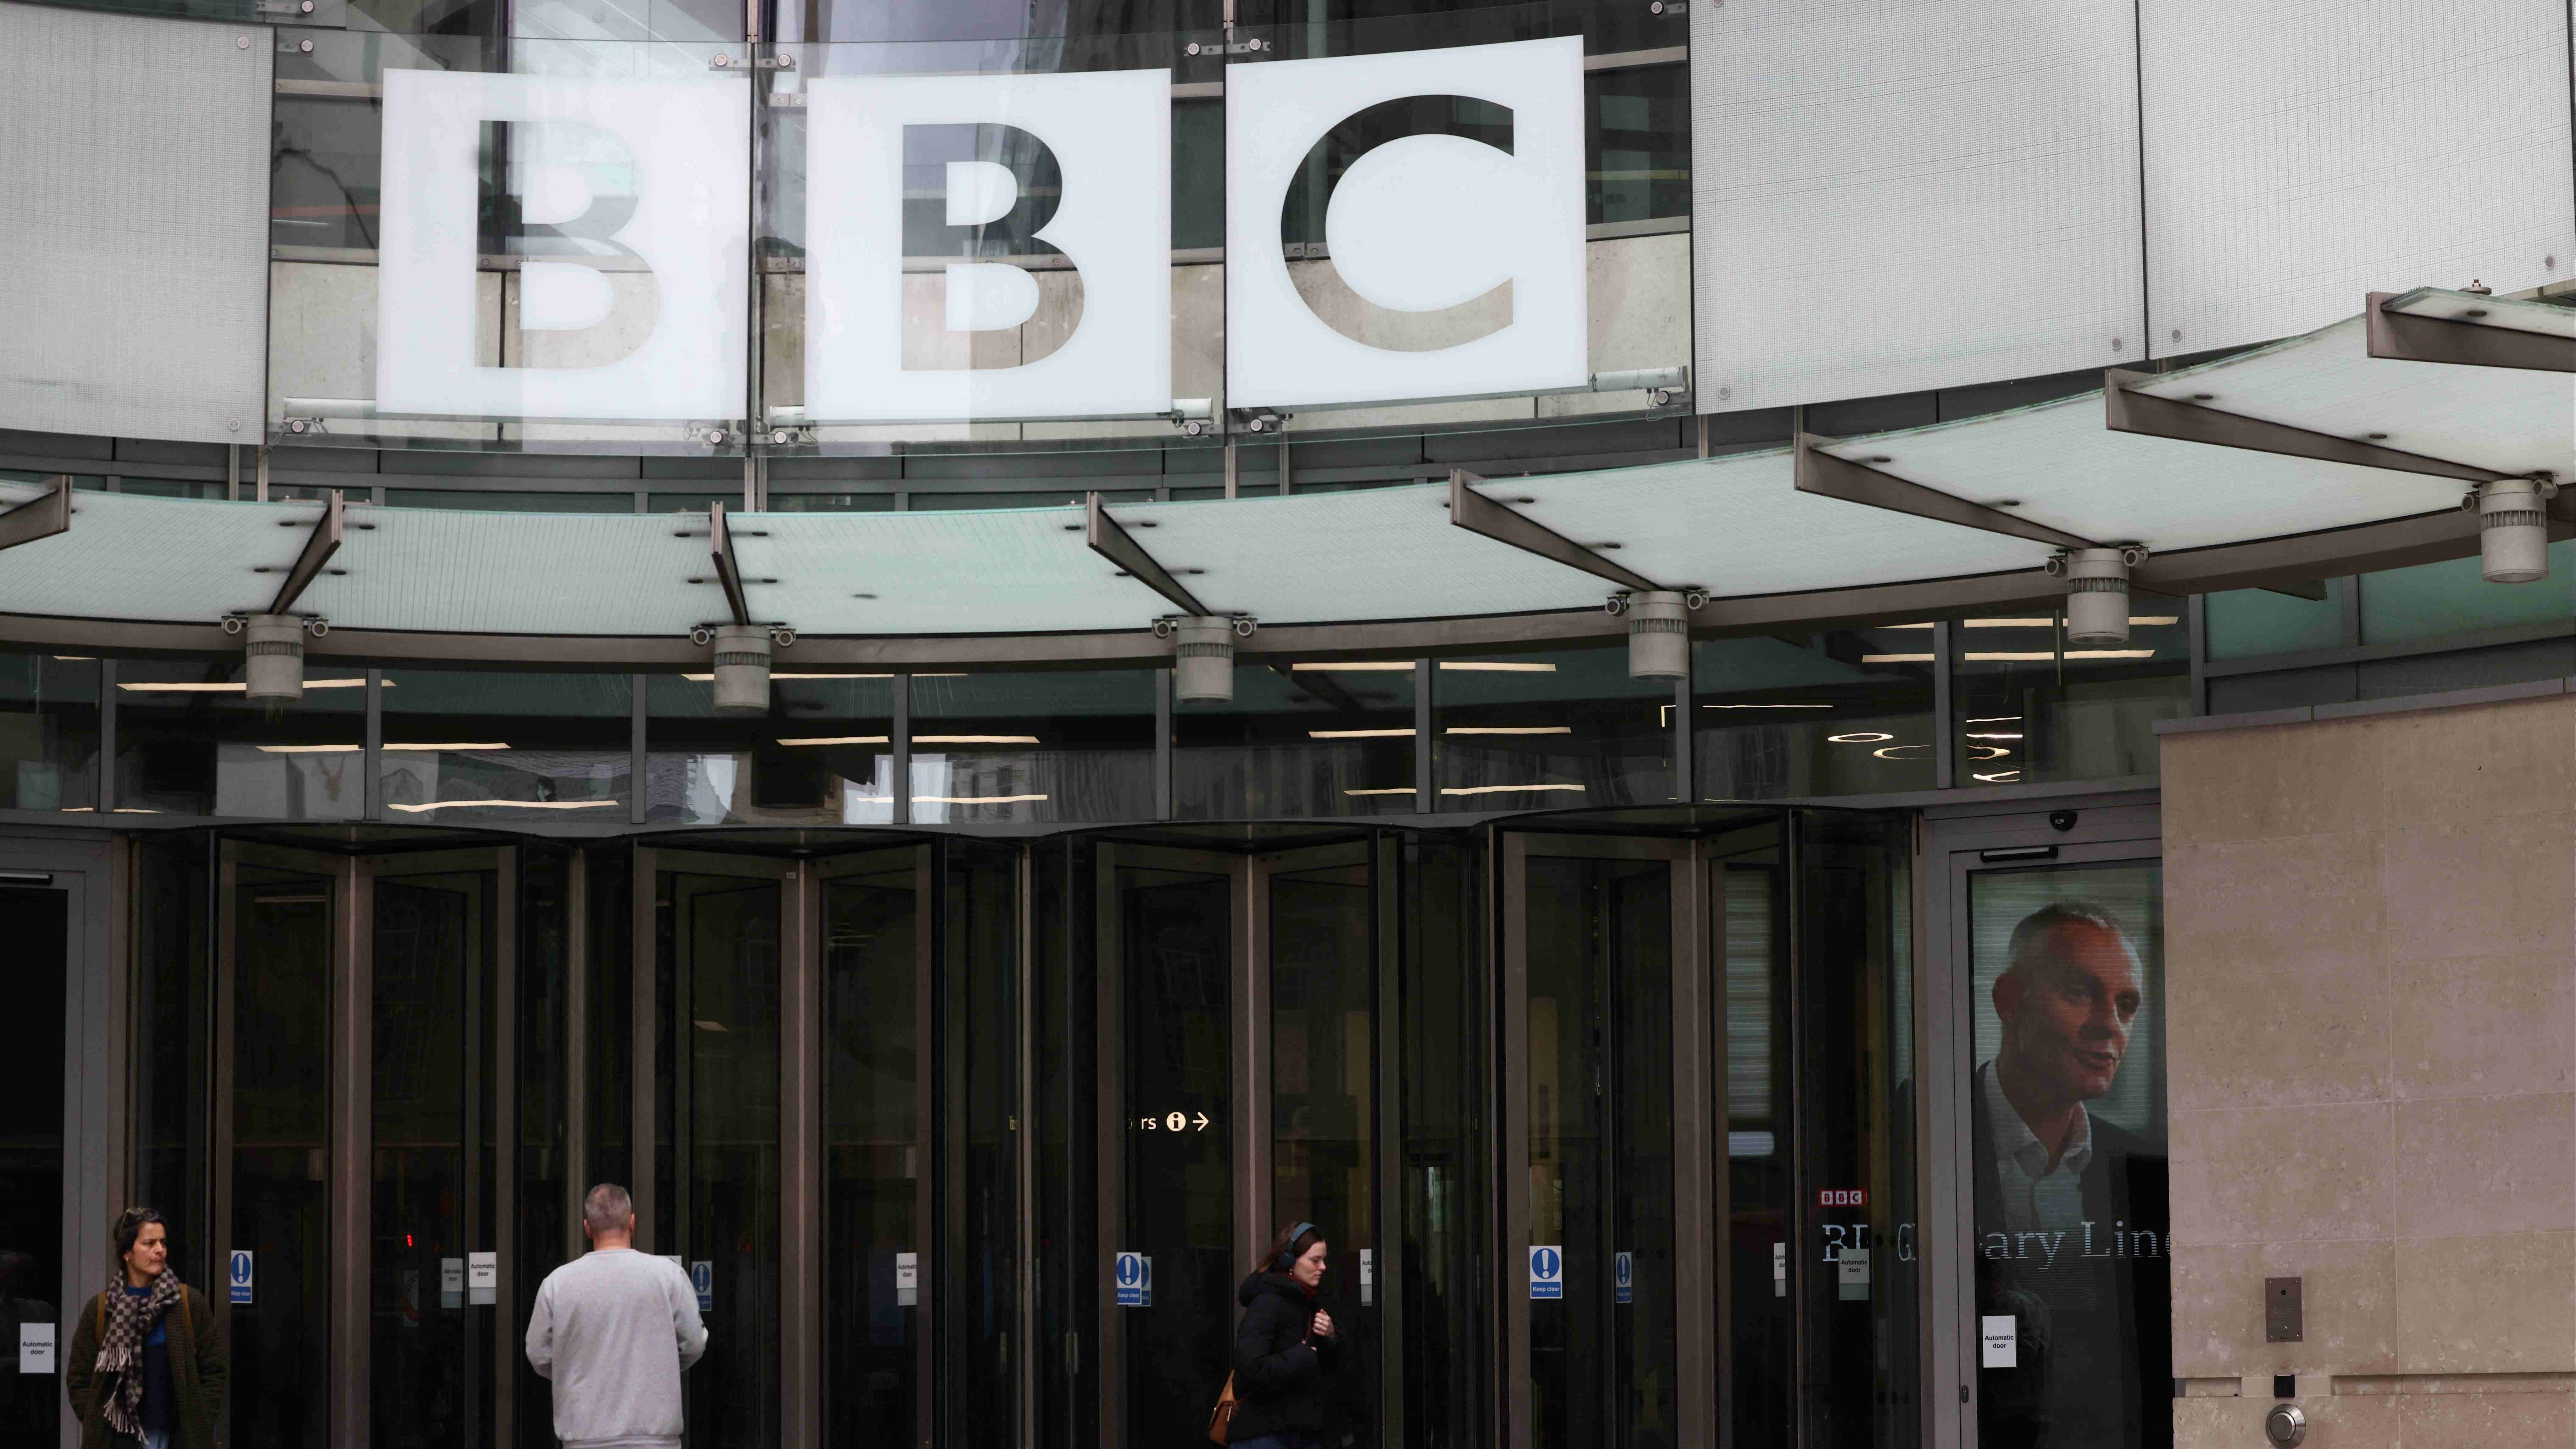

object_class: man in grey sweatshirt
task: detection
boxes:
[527,1183,709,1449]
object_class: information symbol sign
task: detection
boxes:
[228,1251,254,1307]
[1528,1245,1563,1300]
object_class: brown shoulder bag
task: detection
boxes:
[1206,1371,1237,1444]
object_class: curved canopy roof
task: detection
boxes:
[3,290,2566,667]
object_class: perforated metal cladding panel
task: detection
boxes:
[2140,0,2576,357]
[1690,0,2146,413]
[0,8,271,444]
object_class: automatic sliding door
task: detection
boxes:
[366,847,512,1449]
[217,845,340,1449]
[817,847,927,1447]
[0,880,67,1445]
[1263,842,1382,1446]
[1098,847,1237,1449]
[651,853,789,1449]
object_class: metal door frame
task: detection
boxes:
[0,831,114,1449]
[1497,829,1718,1449]
[1917,796,2162,1449]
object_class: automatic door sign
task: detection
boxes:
[1836,1247,1870,1302]
[441,1257,464,1309]
[1528,1245,1563,1300]
[469,1251,498,1306]
[1772,1242,1787,1299]
[1115,1251,1153,1307]
[1359,1247,1374,1307]
[1614,1251,1633,1305]
[1981,1314,2017,1369]
[895,1251,919,1307]
[19,1320,55,1374]
[228,1251,254,1307]
[690,1261,715,1314]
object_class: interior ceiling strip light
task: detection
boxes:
[253,744,361,753]
[1437,662,1558,672]
[776,736,892,746]
[388,799,621,812]
[383,742,511,751]
[1965,650,2156,661]
[913,734,1041,745]
[119,678,372,692]
[1291,662,1415,672]
[1310,728,1416,738]
[1445,726,1574,735]
[1438,782,1585,795]
[1859,653,1935,664]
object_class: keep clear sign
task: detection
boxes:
[1614,1251,1633,1305]
[1528,1246,1563,1300]
[228,1251,254,1306]
[1114,1251,1152,1307]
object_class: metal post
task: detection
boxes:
[97,659,117,814]
[564,849,589,1262]
[363,669,384,820]
[780,861,820,1449]
[1932,621,1957,790]
[1413,660,1434,813]
[1224,440,1239,500]
[2186,594,2209,716]
[329,857,373,1449]
[1154,669,1174,820]
[629,676,648,826]
[1672,675,1695,803]
[891,674,912,826]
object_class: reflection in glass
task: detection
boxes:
[1966,864,2168,1449]
[1796,811,1916,1446]
[1397,834,1487,1449]
[941,843,1023,1444]
[657,872,782,1448]
[647,672,895,825]
[1693,630,1936,799]
[230,865,335,1449]
[371,863,501,1449]
[379,670,631,822]
[2358,541,2575,644]
[514,843,576,1449]
[1524,852,1674,1449]
[1436,650,1671,807]
[1269,849,1380,1443]
[909,671,1155,824]
[2204,581,2347,660]
[822,858,921,1444]
[134,835,213,1290]
[116,659,366,819]
[1115,862,1232,1448]
[1177,663,1414,818]
[1951,601,2189,786]
[1717,845,1791,1449]
[0,886,65,1444]
[0,650,99,811]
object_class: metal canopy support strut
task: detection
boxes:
[268,489,344,615]
[1085,491,1213,617]
[1792,436,2094,551]
[1445,467,1668,591]
[0,475,71,552]
[2366,291,2576,373]
[709,501,753,626]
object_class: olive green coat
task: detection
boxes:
[64,1283,226,1449]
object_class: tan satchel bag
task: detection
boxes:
[1207,1371,1237,1444]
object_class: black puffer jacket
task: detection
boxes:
[1227,1271,1343,1443]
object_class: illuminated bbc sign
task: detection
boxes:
[373,38,1584,423]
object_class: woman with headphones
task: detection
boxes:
[1220,1221,1342,1448]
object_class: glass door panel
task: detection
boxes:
[654,856,786,1449]
[220,847,336,1449]
[1265,843,1380,1446]
[1519,846,1679,1449]
[940,841,1024,1448]
[1960,856,2168,1449]
[367,849,506,1449]
[819,847,926,1446]
[0,882,66,1446]
[1100,847,1236,1449]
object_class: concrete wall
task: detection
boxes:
[2160,689,2575,1446]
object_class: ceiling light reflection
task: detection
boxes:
[1827,731,1894,743]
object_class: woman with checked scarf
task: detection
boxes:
[65,1208,226,1449]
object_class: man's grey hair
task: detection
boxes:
[2002,902,2135,981]
[584,1182,634,1234]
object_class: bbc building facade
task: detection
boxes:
[0,0,2570,1446]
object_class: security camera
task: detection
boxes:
[2047,810,2078,832]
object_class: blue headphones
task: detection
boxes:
[1277,1222,1317,1272]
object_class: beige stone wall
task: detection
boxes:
[2161,691,2575,1446]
